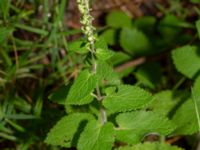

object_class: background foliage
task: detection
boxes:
[1,0,200,150]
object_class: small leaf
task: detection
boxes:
[68,40,88,54]
[100,29,116,45]
[78,120,115,150]
[103,85,153,113]
[172,45,200,78]
[66,70,97,105]
[116,142,183,150]
[45,113,94,147]
[106,11,132,28]
[120,27,151,56]
[96,48,114,61]
[116,111,175,144]
[96,61,120,85]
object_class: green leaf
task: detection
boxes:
[106,11,132,28]
[45,113,94,147]
[191,0,200,3]
[120,27,151,55]
[171,98,199,135]
[171,76,200,135]
[96,48,114,61]
[78,120,115,150]
[68,40,88,54]
[116,111,175,144]
[196,20,200,39]
[158,14,182,41]
[100,29,116,45]
[172,45,200,78]
[135,62,162,89]
[134,16,156,33]
[194,75,200,95]
[148,90,190,116]
[103,85,153,113]
[116,142,183,150]
[108,52,131,66]
[96,61,120,85]
[49,84,71,105]
[66,70,97,105]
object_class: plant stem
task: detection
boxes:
[77,0,107,124]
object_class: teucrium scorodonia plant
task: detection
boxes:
[45,1,182,150]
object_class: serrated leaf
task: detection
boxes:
[95,38,108,50]
[96,48,114,61]
[116,142,183,150]
[96,61,120,85]
[196,20,200,39]
[106,11,132,28]
[120,27,151,56]
[116,111,175,144]
[45,113,94,147]
[68,40,88,54]
[78,120,115,150]
[172,45,200,78]
[66,70,97,105]
[103,85,153,113]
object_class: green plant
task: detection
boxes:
[45,1,200,150]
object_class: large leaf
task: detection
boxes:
[103,85,153,113]
[77,120,115,150]
[45,113,94,147]
[120,27,151,55]
[172,45,200,78]
[116,111,175,144]
[106,11,132,28]
[116,142,182,150]
[66,70,97,105]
